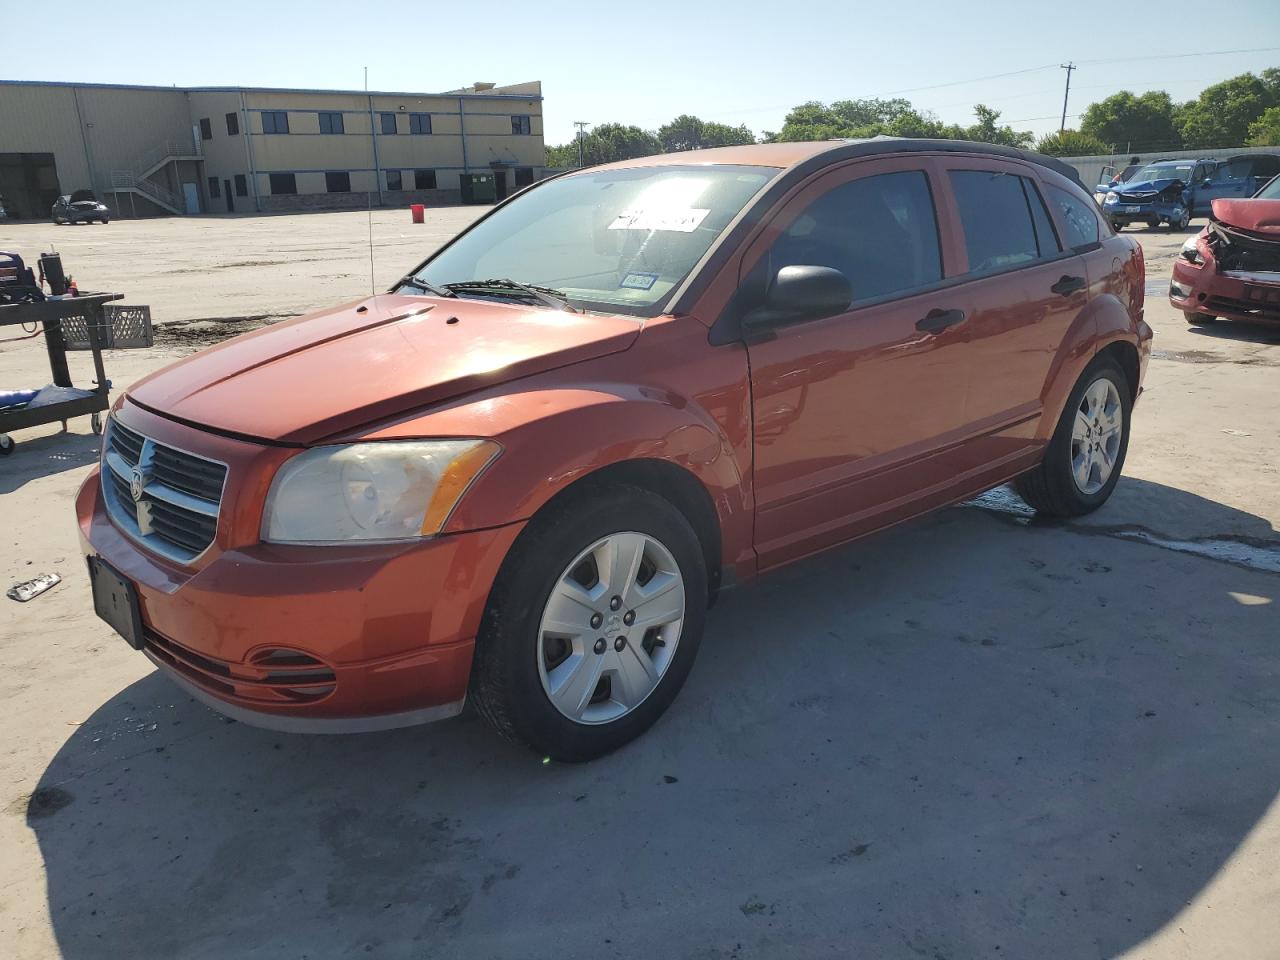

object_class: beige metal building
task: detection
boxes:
[0,79,544,218]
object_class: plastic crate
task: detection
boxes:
[61,304,153,350]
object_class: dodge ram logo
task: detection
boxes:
[129,466,146,503]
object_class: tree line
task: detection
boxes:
[547,69,1280,166]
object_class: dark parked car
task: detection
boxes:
[52,190,111,224]
[1193,153,1280,214]
[1100,158,1218,231]
[78,139,1151,760]
[1171,172,1280,327]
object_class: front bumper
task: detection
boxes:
[1170,258,1280,326]
[77,409,524,732]
[1102,199,1184,225]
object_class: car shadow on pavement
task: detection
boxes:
[23,481,1280,960]
[0,428,100,495]
[1187,321,1280,345]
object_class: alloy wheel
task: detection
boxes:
[537,532,686,725]
[1070,377,1123,495]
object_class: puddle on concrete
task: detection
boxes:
[1145,279,1171,297]
[1150,348,1278,367]
[964,487,1280,575]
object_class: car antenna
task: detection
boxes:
[365,65,376,297]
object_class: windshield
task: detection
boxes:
[410,164,778,316]
[1133,163,1193,183]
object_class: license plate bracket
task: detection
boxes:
[88,557,144,650]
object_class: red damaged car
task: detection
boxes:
[1171,175,1280,326]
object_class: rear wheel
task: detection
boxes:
[1110,220,1124,232]
[1186,312,1217,325]
[0,433,14,456]
[471,486,707,761]
[1015,357,1131,518]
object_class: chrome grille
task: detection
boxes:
[1118,192,1157,203]
[101,416,227,562]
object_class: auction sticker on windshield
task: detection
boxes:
[609,208,711,232]
[619,272,659,290]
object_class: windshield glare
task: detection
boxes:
[1134,164,1193,183]
[1255,175,1280,200]
[411,164,777,315]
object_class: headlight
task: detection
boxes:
[262,439,499,543]
[1180,236,1204,265]
[1104,192,1118,204]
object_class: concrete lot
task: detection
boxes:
[1,210,1278,960]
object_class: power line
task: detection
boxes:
[1078,46,1280,66]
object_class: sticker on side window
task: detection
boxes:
[608,208,710,232]
[619,272,659,291]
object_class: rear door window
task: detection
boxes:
[948,170,1060,275]
[765,169,943,305]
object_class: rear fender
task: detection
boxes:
[1037,291,1146,440]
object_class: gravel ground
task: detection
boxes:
[0,210,1277,960]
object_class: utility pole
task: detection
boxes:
[1059,62,1076,133]
[573,121,590,168]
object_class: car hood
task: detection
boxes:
[1114,177,1184,194]
[1211,198,1280,236]
[126,294,642,444]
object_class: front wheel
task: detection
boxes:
[471,486,707,761]
[1186,312,1217,325]
[1015,357,1132,517]
[1110,220,1124,232]
[1170,206,1190,231]
[0,433,14,456]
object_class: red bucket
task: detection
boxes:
[410,203,425,224]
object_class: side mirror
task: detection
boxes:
[1201,179,1213,187]
[743,265,852,337]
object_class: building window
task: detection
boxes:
[234,174,248,197]
[262,111,289,134]
[514,167,534,187]
[269,173,297,194]
[319,112,344,135]
[225,112,239,136]
[511,115,531,135]
[414,169,436,190]
[199,117,213,140]
[326,171,351,193]
[380,112,397,135]
[410,113,431,135]
[208,176,220,197]
[386,169,403,191]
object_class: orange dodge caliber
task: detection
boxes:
[79,140,1150,760]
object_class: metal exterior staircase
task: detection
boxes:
[107,171,187,215]
[104,139,202,216]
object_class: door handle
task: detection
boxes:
[1051,275,1087,297]
[916,308,966,333]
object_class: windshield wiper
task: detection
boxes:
[397,275,457,298]
[443,278,579,312]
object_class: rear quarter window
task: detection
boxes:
[1046,185,1106,248]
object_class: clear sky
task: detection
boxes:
[5,0,1279,145]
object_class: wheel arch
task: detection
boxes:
[522,457,725,602]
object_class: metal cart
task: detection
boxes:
[0,293,125,455]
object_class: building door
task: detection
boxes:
[182,182,200,214]
[224,180,234,212]
[494,170,508,201]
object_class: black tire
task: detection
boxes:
[1186,312,1217,325]
[99,217,110,224]
[471,485,707,761]
[1147,218,1161,230]
[1110,220,1124,232]
[1015,356,1132,518]
[0,434,14,456]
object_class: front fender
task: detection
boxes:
[445,383,748,535]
